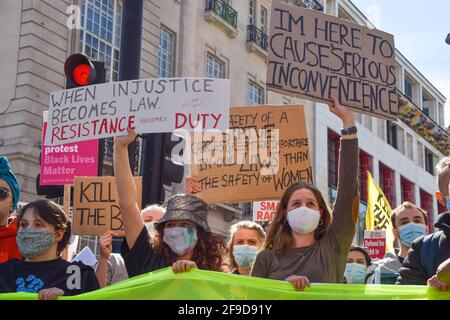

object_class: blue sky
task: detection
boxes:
[351,0,450,127]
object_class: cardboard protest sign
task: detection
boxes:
[267,1,398,120]
[40,111,98,185]
[44,77,230,146]
[72,176,142,236]
[190,105,312,204]
[253,201,279,222]
[364,230,386,260]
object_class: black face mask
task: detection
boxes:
[0,187,10,201]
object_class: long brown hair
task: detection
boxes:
[151,224,226,271]
[264,181,332,254]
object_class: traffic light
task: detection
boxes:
[64,53,106,89]
[36,53,106,199]
[141,132,185,206]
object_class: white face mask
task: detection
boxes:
[286,207,321,235]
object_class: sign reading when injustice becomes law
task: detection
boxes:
[190,105,312,204]
[267,1,398,120]
[72,176,142,236]
[44,77,230,146]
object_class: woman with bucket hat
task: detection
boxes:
[113,128,225,278]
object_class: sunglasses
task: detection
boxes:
[0,187,10,200]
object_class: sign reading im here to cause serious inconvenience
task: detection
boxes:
[44,77,230,146]
[267,0,398,120]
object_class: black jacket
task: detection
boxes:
[396,212,450,285]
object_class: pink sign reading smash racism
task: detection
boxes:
[40,112,98,186]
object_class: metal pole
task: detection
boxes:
[118,0,144,173]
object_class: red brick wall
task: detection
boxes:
[379,163,396,208]
[420,189,434,232]
[360,150,373,203]
[401,176,415,203]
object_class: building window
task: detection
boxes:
[206,54,225,78]
[80,0,122,81]
[379,162,396,207]
[248,81,263,105]
[386,121,398,149]
[158,26,176,77]
[259,5,268,33]
[420,189,434,232]
[359,150,373,203]
[328,129,340,189]
[424,148,434,175]
[400,176,415,203]
[249,0,255,25]
[422,93,430,116]
[404,78,413,100]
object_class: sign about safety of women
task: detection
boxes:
[190,105,312,204]
[44,77,230,146]
[72,176,142,236]
[40,111,98,186]
[267,0,398,120]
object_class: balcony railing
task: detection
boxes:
[398,92,449,155]
[247,25,268,52]
[205,0,237,29]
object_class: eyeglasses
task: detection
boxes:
[0,187,10,200]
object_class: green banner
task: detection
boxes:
[0,268,449,300]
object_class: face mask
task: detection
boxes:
[145,222,155,235]
[286,207,321,235]
[345,262,367,284]
[233,245,258,269]
[16,228,55,259]
[446,196,450,211]
[163,227,198,256]
[398,222,427,247]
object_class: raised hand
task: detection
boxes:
[114,127,137,148]
[99,231,118,259]
[184,176,202,195]
[328,96,355,128]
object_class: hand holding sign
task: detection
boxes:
[184,176,202,195]
[114,127,137,148]
[99,231,118,259]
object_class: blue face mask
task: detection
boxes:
[398,222,427,247]
[16,228,55,259]
[344,263,367,284]
[163,227,198,256]
[232,245,258,269]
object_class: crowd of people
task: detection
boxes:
[0,98,449,299]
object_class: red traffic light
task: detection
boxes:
[64,53,97,88]
[72,64,91,86]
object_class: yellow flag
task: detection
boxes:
[365,171,395,253]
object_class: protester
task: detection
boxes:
[249,97,359,291]
[142,204,166,236]
[397,156,450,286]
[0,156,22,263]
[114,129,225,277]
[0,199,99,299]
[227,221,266,276]
[367,202,429,284]
[95,230,128,288]
[344,246,372,284]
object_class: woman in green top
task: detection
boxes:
[250,97,359,291]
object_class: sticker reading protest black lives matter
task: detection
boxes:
[267,0,398,121]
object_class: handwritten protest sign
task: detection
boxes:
[190,105,312,204]
[72,176,142,236]
[267,1,398,120]
[253,201,279,222]
[40,111,98,185]
[44,77,230,146]
[364,230,386,260]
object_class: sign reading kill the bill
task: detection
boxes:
[267,1,398,120]
[190,105,312,204]
[44,77,230,146]
[72,176,142,236]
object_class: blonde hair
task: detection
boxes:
[436,157,450,178]
[227,221,266,271]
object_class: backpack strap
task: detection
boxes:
[420,231,442,279]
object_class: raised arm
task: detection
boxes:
[327,97,359,245]
[113,128,144,249]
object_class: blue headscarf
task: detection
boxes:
[0,156,20,209]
